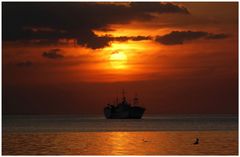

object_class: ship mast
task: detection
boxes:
[122,89,126,102]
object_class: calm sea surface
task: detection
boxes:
[2,115,238,155]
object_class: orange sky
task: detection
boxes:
[2,2,238,114]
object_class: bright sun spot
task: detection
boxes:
[109,51,128,69]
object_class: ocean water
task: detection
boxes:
[2,115,238,155]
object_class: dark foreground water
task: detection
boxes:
[2,115,238,155]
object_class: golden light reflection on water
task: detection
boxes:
[3,131,238,155]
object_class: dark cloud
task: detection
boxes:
[76,31,112,49]
[42,49,64,59]
[3,2,189,49]
[16,61,33,67]
[155,31,228,45]
[131,36,152,41]
[113,36,152,42]
[77,33,152,49]
[206,33,228,39]
[129,2,189,14]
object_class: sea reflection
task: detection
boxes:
[3,131,238,155]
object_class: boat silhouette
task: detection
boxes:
[104,90,145,119]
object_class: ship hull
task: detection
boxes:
[104,106,145,119]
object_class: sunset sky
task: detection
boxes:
[2,2,238,114]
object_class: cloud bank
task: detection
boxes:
[3,2,189,49]
[155,31,228,45]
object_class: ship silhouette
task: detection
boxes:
[104,90,145,119]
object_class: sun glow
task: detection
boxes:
[109,51,128,69]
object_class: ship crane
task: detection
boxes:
[133,93,139,106]
[122,89,126,102]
